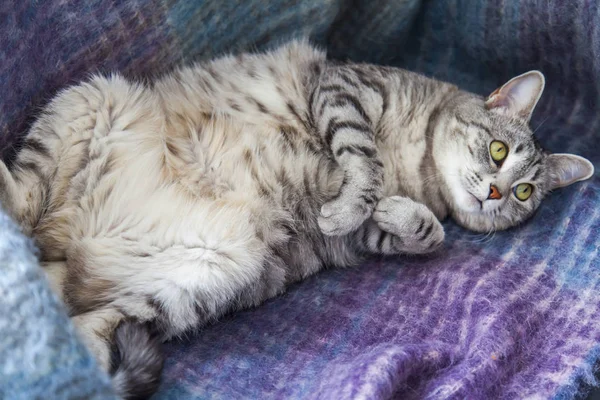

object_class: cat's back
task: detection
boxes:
[155,39,325,130]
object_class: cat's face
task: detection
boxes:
[435,71,594,232]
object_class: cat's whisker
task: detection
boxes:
[480,227,497,244]
[532,116,550,135]
[469,230,493,244]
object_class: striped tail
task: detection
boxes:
[110,320,164,400]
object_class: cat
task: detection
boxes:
[0,40,593,399]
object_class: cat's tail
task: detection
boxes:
[110,320,164,400]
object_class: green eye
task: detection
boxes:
[490,140,508,164]
[513,183,534,201]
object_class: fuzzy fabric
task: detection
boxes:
[0,1,599,399]
[0,207,117,399]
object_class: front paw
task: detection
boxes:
[373,196,444,254]
[318,196,373,236]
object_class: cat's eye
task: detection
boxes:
[490,140,508,165]
[513,183,534,201]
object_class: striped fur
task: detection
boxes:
[0,40,593,398]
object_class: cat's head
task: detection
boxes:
[434,71,594,232]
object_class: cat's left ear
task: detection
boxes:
[485,71,545,122]
[546,153,595,189]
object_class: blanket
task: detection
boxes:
[0,209,116,399]
[0,1,598,399]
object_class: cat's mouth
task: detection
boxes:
[466,190,483,210]
[447,176,486,214]
[461,190,487,214]
[464,188,504,215]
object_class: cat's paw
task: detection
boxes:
[373,196,444,254]
[318,196,373,236]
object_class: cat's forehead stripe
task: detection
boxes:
[526,156,542,171]
[512,155,542,181]
[455,114,492,137]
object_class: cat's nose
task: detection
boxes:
[488,184,502,200]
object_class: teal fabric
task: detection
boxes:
[0,207,116,399]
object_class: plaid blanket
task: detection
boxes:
[0,1,598,399]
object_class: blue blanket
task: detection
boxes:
[0,1,599,399]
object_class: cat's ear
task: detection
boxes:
[485,71,545,122]
[546,153,594,189]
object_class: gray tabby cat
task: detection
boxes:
[0,40,593,398]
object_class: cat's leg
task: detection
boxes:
[60,199,278,397]
[354,196,445,255]
[0,162,23,221]
[41,261,67,302]
[65,195,282,341]
[0,75,129,234]
[0,127,57,233]
[312,67,385,236]
[71,307,124,370]
[0,82,96,231]
[71,307,163,398]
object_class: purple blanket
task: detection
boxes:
[158,190,600,399]
[1,1,599,399]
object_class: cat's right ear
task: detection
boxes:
[485,71,545,122]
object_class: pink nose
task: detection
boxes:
[488,184,502,200]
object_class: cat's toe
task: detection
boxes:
[373,196,410,221]
[318,199,371,236]
[411,217,445,254]
[373,196,445,254]
[373,196,428,234]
